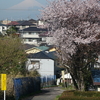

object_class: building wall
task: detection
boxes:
[0,26,7,35]
[2,20,11,25]
[27,59,54,77]
[94,56,100,68]
[21,32,39,38]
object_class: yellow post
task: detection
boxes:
[1,74,7,100]
[1,74,7,90]
[61,70,66,88]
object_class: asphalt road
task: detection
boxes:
[22,87,64,100]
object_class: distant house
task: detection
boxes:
[90,56,100,91]
[91,69,100,91]
[57,73,73,85]
[28,19,37,25]
[0,23,8,35]
[25,45,49,54]
[18,21,36,30]
[7,21,19,26]
[26,51,62,78]
[2,19,11,25]
[19,27,48,45]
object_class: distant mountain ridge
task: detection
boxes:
[8,0,43,9]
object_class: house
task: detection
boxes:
[0,23,8,35]
[91,69,100,91]
[2,19,11,25]
[57,73,73,85]
[7,21,19,26]
[28,19,37,25]
[25,45,49,54]
[26,51,62,78]
[19,27,48,45]
[91,56,100,91]
[18,21,36,30]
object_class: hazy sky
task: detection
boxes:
[0,0,53,20]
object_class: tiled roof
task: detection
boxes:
[0,23,7,26]
[7,21,19,25]
[28,19,37,23]
[20,27,47,32]
[23,44,36,50]
[27,51,56,60]
[19,21,36,26]
[44,51,56,60]
[27,51,52,59]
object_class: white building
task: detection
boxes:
[26,51,62,77]
[0,23,8,35]
[19,27,50,46]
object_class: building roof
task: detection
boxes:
[20,27,47,32]
[36,46,49,51]
[44,51,56,60]
[27,51,56,60]
[23,44,36,50]
[7,21,19,25]
[19,21,36,26]
[0,23,7,26]
[27,51,52,59]
[17,20,25,24]
[28,19,37,23]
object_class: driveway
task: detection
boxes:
[22,87,64,100]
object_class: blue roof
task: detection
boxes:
[20,27,47,32]
[27,51,52,59]
[27,51,56,60]
[0,23,7,26]
[91,70,100,83]
[19,21,36,26]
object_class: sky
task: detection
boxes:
[0,0,53,20]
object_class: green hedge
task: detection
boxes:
[59,90,100,100]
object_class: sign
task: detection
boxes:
[1,74,6,90]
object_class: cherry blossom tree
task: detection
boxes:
[41,0,100,90]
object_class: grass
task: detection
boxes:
[54,95,61,100]
[58,90,100,100]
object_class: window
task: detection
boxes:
[29,32,32,34]
[28,39,33,42]
[31,61,40,69]
[2,27,5,29]
[42,37,46,42]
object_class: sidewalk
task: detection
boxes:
[21,86,64,100]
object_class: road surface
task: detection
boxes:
[22,87,64,100]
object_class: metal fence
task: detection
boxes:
[13,77,41,100]
[13,75,56,100]
[41,75,56,88]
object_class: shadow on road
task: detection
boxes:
[22,87,64,100]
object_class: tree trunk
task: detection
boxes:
[70,73,79,90]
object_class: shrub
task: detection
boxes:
[0,71,40,99]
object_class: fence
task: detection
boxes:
[13,77,41,100]
[41,75,56,88]
[13,75,56,100]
